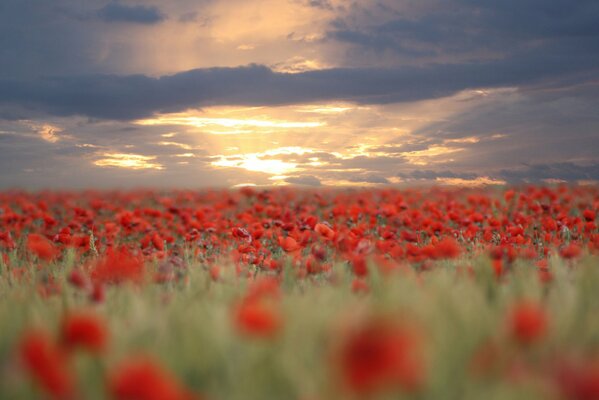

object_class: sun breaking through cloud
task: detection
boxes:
[94,153,164,170]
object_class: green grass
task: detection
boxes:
[1,253,599,399]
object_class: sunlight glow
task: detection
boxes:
[436,177,506,186]
[136,114,324,134]
[211,146,313,175]
[27,123,63,143]
[404,146,464,165]
[213,157,297,175]
[295,104,356,114]
[232,183,258,188]
[444,137,480,144]
[270,57,331,73]
[94,153,163,170]
[158,141,193,150]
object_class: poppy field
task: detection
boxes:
[1,185,599,400]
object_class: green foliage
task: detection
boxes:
[1,255,599,399]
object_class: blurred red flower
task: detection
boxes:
[433,237,461,259]
[91,248,145,284]
[279,236,301,253]
[315,223,335,241]
[555,358,599,400]
[60,312,108,354]
[561,243,582,259]
[233,298,282,339]
[335,318,424,395]
[109,356,198,400]
[507,301,548,345]
[19,329,74,399]
[583,209,596,222]
[27,233,58,262]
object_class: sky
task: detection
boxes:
[1,0,598,188]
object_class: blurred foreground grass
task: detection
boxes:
[1,253,599,400]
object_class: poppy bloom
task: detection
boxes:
[506,301,548,345]
[314,223,335,241]
[334,318,424,395]
[91,248,145,284]
[108,356,197,400]
[90,283,106,303]
[151,233,165,251]
[433,237,461,259]
[60,312,108,354]
[351,255,368,277]
[583,209,596,222]
[19,329,74,399]
[555,358,599,400]
[0,231,16,250]
[67,269,90,290]
[27,233,58,262]
[561,243,582,259]
[279,236,301,253]
[233,298,282,339]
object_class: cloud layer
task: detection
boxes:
[96,3,166,24]
[1,0,598,188]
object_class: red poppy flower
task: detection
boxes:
[60,312,108,354]
[109,356,198,400]
[583,209,596,222]
[67,269,90,290]
[91,248,145,284]
[506,301,548,345]
[335,318,424,395]
[279,236,301,253]
[19,329,74,399]
[561,243,582,259]
[433,237,461,259]
[555,358,599,400]
[27,233,58,262]
[314,223,336,240]
[233,298,282,339]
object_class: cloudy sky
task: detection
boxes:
[1,0,598,188]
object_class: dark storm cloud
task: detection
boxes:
[0,0,97,79]
[1,0,598,121]
[393,162,599,184]
[96,3,166,24]
[329,0,599,58]
[0,0,179,82]
[3,44,599,121]
[498,163,599,183]
[348,174,390,184]
[393,163,599,184]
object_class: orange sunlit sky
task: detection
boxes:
[1,0,598,188]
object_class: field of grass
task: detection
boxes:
[1,186,598,399]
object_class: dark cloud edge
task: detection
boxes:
[1,48,596,121]
[96,3,166,24]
